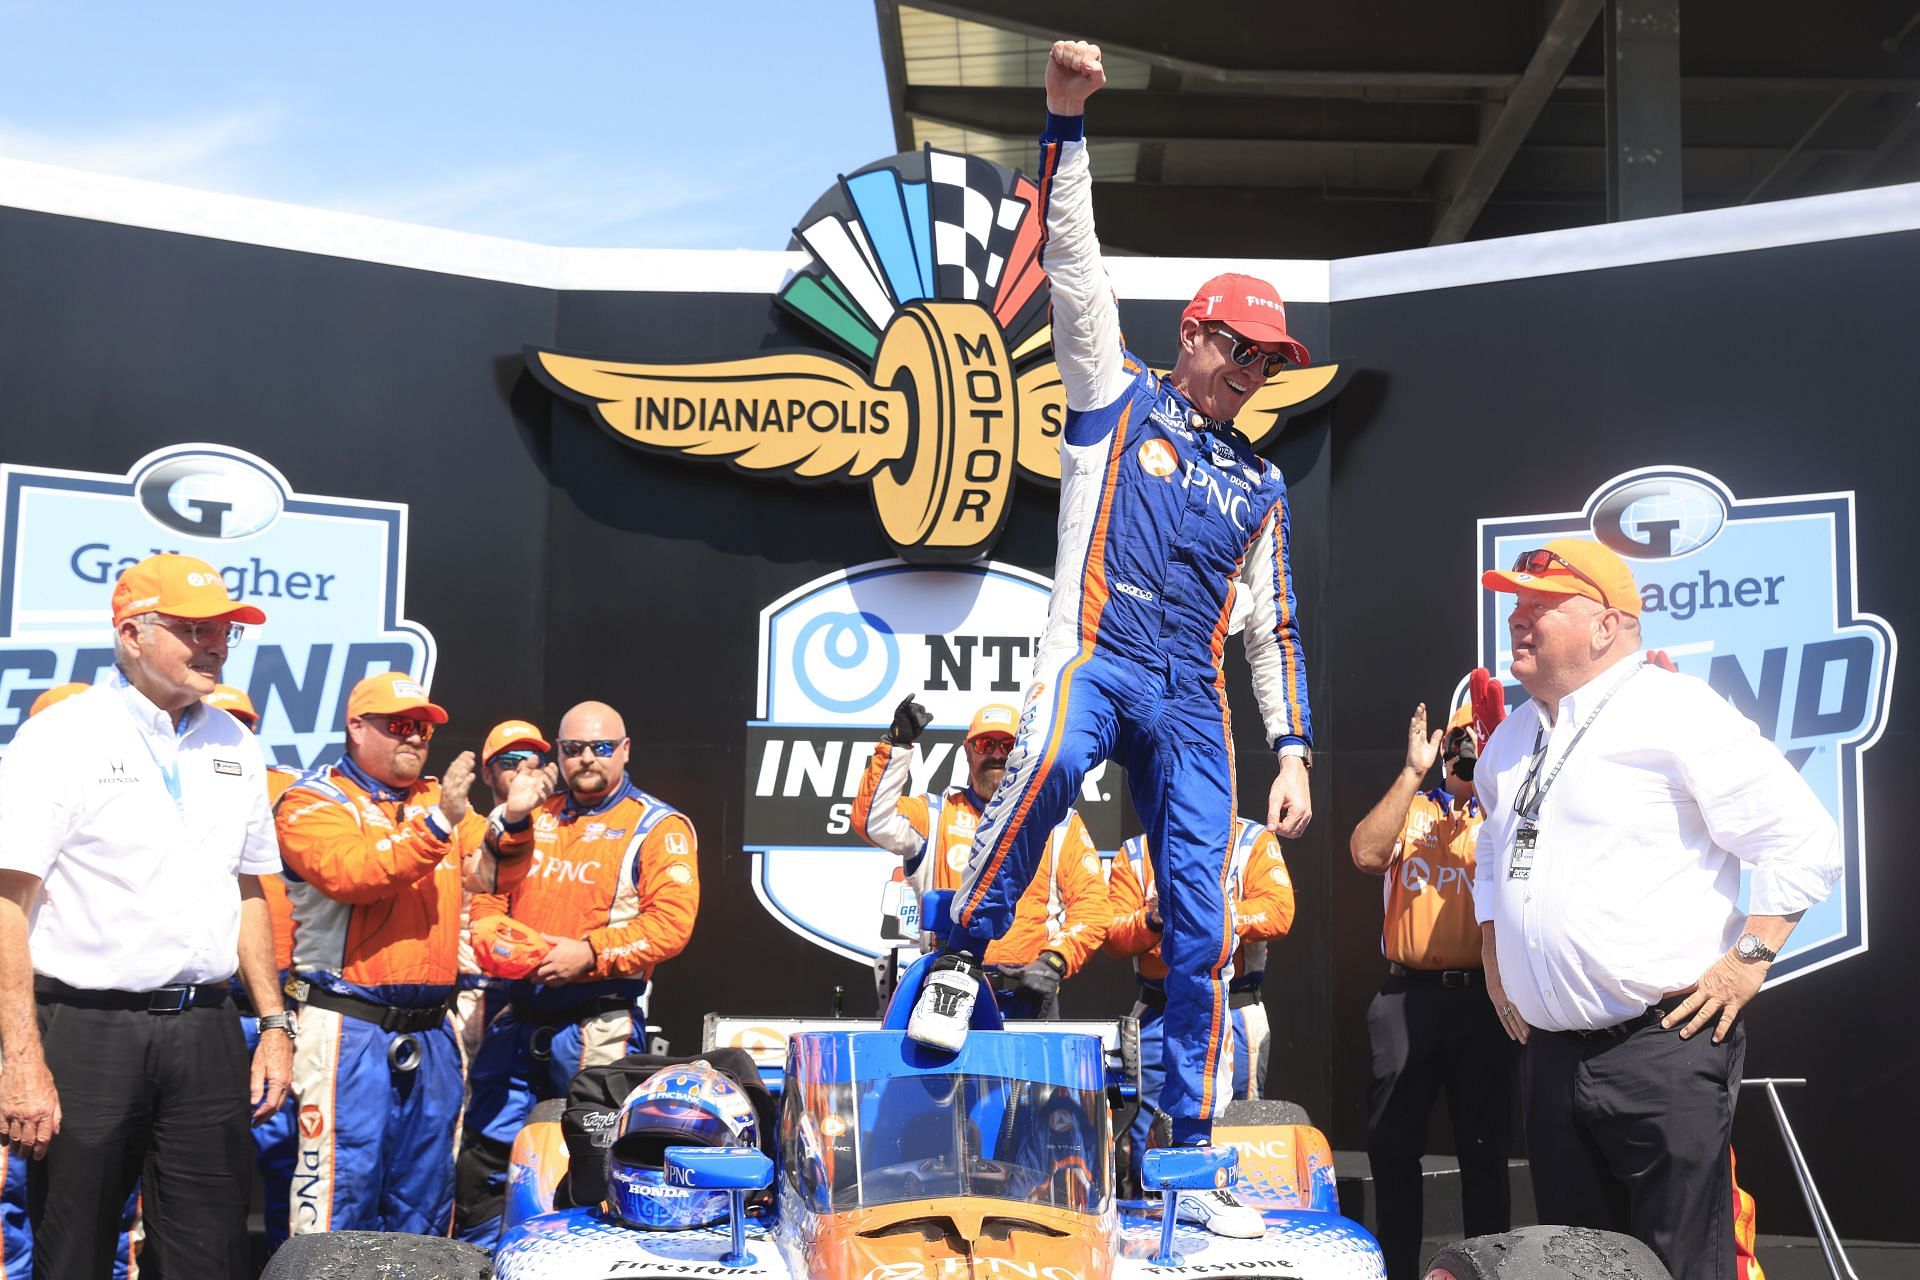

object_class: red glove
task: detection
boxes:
[1646,649,1678,672]
[472,915,553,979]
[1469,667,1507,751]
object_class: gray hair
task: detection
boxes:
[112,611,157,670]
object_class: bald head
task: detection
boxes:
[558,700,625,741]
[556,700,629,802]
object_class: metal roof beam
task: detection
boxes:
[1429,0,1603,245]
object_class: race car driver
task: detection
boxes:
[854,699,1109,1018]
[919,38,1316,1160]
[1107,815,1295,1220]
[205,683,303,1257]
[455,699,699,1246]
[275,671,516,1237]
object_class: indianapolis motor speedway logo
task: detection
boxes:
[0,444,436,768]
[1477,466,1896,982]
[527,147,1342,564]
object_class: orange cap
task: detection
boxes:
[345,671,448,724]
[28,682,91,718]
[205,684,259,726]
[1481,537,1641,616]
[111,554,266,627]
[966,703,1018,741]
[471,916,553,979]
[1447,703,1474,732]
[483,719,550,764]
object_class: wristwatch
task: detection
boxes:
[257,1011,297,1040]
[1278,743,1313,769]
[1733,932,1777,963]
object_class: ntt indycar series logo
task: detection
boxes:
[527,147,1341,565]
[1478,466,1896,981]
[0,445,435,767]
[746,559,1123,962]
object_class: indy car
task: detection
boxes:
[262,892,1384,1280]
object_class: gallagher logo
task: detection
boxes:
[526,147,1342,564]
[1477,465,1897,982]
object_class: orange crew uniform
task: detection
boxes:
[853,737,1109,1002]
[456,775,699,1244]
[274,757,498,1237]
[1380,790,1483,971]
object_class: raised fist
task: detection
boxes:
[1046,40,1106,114]
[886,697,934,747]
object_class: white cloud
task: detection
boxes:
[0,105,285,186]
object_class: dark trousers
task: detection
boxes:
[28,1000,252,1280]
[1366,974,1518,1280]
[1523,1008,1744,1280]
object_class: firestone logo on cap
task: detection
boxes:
[1244,294,1286,315]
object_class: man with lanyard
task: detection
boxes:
[275,670,514,1236]
[205,682,303,1259]
[1477,538,1839,1280]
[454,720,551,1058]
[916,40,1316,1172]
[1349,699,1515,1280]
[456,700,699,1245]
[1105,815,1293,1230]
[854,699,1109,1018]
[0,553,290,1279]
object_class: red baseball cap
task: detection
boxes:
[1181,273,1310,368]
[111,553,266,627]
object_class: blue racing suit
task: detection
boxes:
[952,111,1312,1147]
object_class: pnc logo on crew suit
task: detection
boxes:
[528,148,1342,565]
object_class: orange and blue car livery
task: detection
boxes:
[487,955,1381,1280]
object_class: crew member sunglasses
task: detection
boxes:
[490,750,540,771]
[1206,323,1293,379]
[1511,548,1614,610]
[379,716,436,741]
[558,738,624,758]
[157,618,245,648]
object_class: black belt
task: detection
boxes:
[509,993,640,1029]
[1388,962,1482,989]
[1549,994,1691,1041]
[34,976,229,1014]
[286,980,448,1034]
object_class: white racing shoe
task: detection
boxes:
[1174,1186,1265,1239]
[906,953,981,1052]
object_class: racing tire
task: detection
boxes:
[1221,1098,1313,1128]
[527,1097,568,1127]
[261,1230,494,1280]
[1424,1227,1673,1280]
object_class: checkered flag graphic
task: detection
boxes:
[929,149,1006,300]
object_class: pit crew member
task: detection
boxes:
[855,699,1108,1018]
[1349,700,1514,1280]
[275,671,509,1236]
[455,699,699,1245]
[1106,813,1294,1227]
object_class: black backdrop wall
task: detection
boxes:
[0,186,1912,1237]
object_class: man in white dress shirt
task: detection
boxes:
[1476,537,1838,1280]
[0,554,291,1279]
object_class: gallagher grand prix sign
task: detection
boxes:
[0,444,436,768]
[1478,466,1896,982]
[527,147,1341,564]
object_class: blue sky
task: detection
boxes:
[0,1,898,249]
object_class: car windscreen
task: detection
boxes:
[783,1072,1109,1216]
